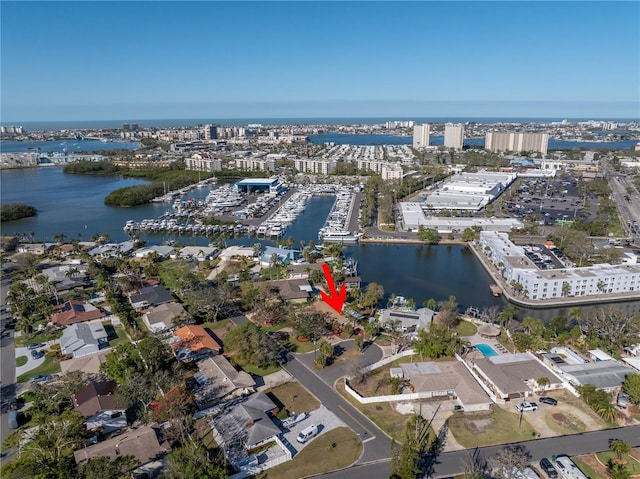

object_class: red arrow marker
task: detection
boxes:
[320,263,346,314]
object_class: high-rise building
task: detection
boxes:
[444,124,464,150]
[485,132,549,155]
[413,124,430,148]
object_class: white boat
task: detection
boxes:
[320,230,361,243]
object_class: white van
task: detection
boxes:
[296,424,318,444]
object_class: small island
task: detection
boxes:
[0,203,37,222]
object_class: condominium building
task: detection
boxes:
[185,154,222,172]
[203,124,217,140]
[444,124,464,150]
[356,159,403,181]
[485,132,549,155]
[479,231,640,300]
[413,124,430,148]
[293,158,336,175]
[236,157,276,172]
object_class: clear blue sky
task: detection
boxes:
[1,1,638,121]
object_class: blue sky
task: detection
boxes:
[1,1,638,121]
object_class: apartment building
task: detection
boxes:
[485,132,549,155]
[293,158,336,175]
[444,124,464,150]
[236,157,276,172]
[413,124,431,148]
[185,154,222,172]
[479,231,640,300]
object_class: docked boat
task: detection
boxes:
[320,230,361,243]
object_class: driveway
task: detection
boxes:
[281,405,347,455]
[15,346,45,377]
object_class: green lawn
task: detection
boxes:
[15,330,62,348]
[16,355,61,383]
[265,381,320,419]
[16,356,27,367]
[230,356,280,377]
[336,381,413,440]
[289,336,318,354]
[199,318,233,332]
[448,406,537,448]
[258,427,361,479]
[596,451,640,474]
[455,320,478,337]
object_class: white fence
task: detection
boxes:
[344,378,441,404]
[360,349,416,373]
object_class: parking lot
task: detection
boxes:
[503,175,597,227]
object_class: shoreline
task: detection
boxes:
[467,241,640,309]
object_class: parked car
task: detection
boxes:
[31,350,44,360]
[539,397,558,406]
[27,343,45,350]
[296,424,318,443]
[515,401,538,412]
[539,458,558,478]
[617,392,631,409]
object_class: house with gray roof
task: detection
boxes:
[379,307,435,335]
[556,360,635,392]
[212,392,280,450]
[60,322,109,358]
[130,285,174,310]
[142,302,187,332]
[134,245,175,259]
[87,241,135,258]
[472,352,563,400]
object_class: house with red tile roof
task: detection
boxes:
[170,325,221,362]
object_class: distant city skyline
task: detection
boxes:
[1,1,638,122]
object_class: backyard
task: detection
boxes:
[265,381,321,420]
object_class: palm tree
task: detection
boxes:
[424,298,437,311]
[610,439,631,462]
[597,402,618,423]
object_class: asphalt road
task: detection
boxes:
[0,273,16,463]
[321,425,640,478]
[282,355,392,464]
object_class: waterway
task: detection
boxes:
[308,133,638,150]
[0,139,140,154]
[1,167,638,320]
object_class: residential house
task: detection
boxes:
[87,241,135,258]
[129,285,174,310]
[399,361,492,412]
[261,246,298,266]
[173,246,219,261]
[266,278,313,303]
[60,322,109,358]
[378,307,435,335]
[212,392,280,450]
[50,300,107,326]
[133,245,175,259]
[553,360,634,392]
[17,243,55,255]
[193,355,256,408]
[171,325,221,361]
[142,302,188,332]
[72,380,126,434]
[471,352,563,400]
[74,425,169,468]
[41,264,91,291]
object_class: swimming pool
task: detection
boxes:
[476,343,499,357]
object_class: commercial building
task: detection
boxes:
[399,203,524,232]
[422,171,517,211]
[413,123,430,148]
[485,132,549,155]
[479,231,640,300]
[185,154,222,172]
[293,158,336,175]
[444,124,464,150]
[235,177,286,195]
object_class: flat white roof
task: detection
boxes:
[236,178,278,185]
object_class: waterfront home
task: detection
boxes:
[17,243,55,255]
[40,264,91,291]
[60,322,109,358]
[142,302,188,332]
[261,246,299,266]
[378,307,435,335]
[399,361,492,412]
[87,241,135,258]
[50,300,107,326]
[470,352,563,400]
[134,245,175,259]
[73,425,169,469]
[173,245,218,261]
[72,380,126,434]
[129,285,174,310]
[193,355,256,409]
[170,325,221,362]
